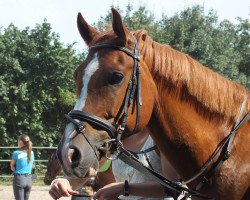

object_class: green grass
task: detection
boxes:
[0,176,48,186]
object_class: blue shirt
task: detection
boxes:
[12,150,35,174]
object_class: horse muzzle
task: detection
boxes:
[57,124,99,179]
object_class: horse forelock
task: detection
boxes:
[134,30,250,121]
[89,28,125,47]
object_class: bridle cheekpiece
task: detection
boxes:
[65,35,142,153]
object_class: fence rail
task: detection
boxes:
[0,146,57,149]
[0,146,57,179]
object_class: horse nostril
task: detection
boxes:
[71,148,81,167]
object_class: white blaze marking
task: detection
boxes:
[61,53,99,172]
[74,53,99,110]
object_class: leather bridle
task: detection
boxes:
[64,35,250,199]
[64,36,214,199]
[64,35,143,167]
[65,35,141,143]
[64,36,205,200]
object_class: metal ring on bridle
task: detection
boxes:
[104,139,122,160]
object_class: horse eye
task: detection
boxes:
[109,72,124,85]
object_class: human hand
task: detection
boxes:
[93,182,124,200]
[49,178,79,199]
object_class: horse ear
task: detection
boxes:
[77,13,99,46]
[111,8,131,45]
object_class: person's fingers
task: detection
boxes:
[49,187,79,199]
[67,188,79,195]
[49,187,61,199]
[57,183,79,196]
[50,182,67,198]
[57,183,71,196]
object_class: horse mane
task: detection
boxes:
[134,30,250,121]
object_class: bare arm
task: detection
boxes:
[10,160,16,172]
[49,164,102,199]
[127,181,165,197]
[93,181,165,200]
[49,177,86,199]
[93,151,180,200]
[49,158,115,200]
[129,151,180,197]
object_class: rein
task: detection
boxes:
[64,36,250,200]
[187,99,250,191]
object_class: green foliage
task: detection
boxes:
[157,6,249,87]
[0,21,82,169]
[95,4,159,36]
[58,88,76,107]
[234,18,250,88]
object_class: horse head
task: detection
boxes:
[57,8,157,179]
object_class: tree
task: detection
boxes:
[158,6,249,87]
[0,21,81,169]
[95,4,159,37]
[234,18,250,88]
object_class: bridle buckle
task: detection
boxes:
[102,139,122,160]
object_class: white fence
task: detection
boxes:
[0,146,57,178]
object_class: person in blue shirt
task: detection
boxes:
[10,134,35,200]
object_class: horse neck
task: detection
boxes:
[140,37,250,179]
[139,37,249,121]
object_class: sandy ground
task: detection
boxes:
[0,185,71,200]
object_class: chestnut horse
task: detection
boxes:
[56,8,250,200]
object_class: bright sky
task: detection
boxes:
[0,0,249,51]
